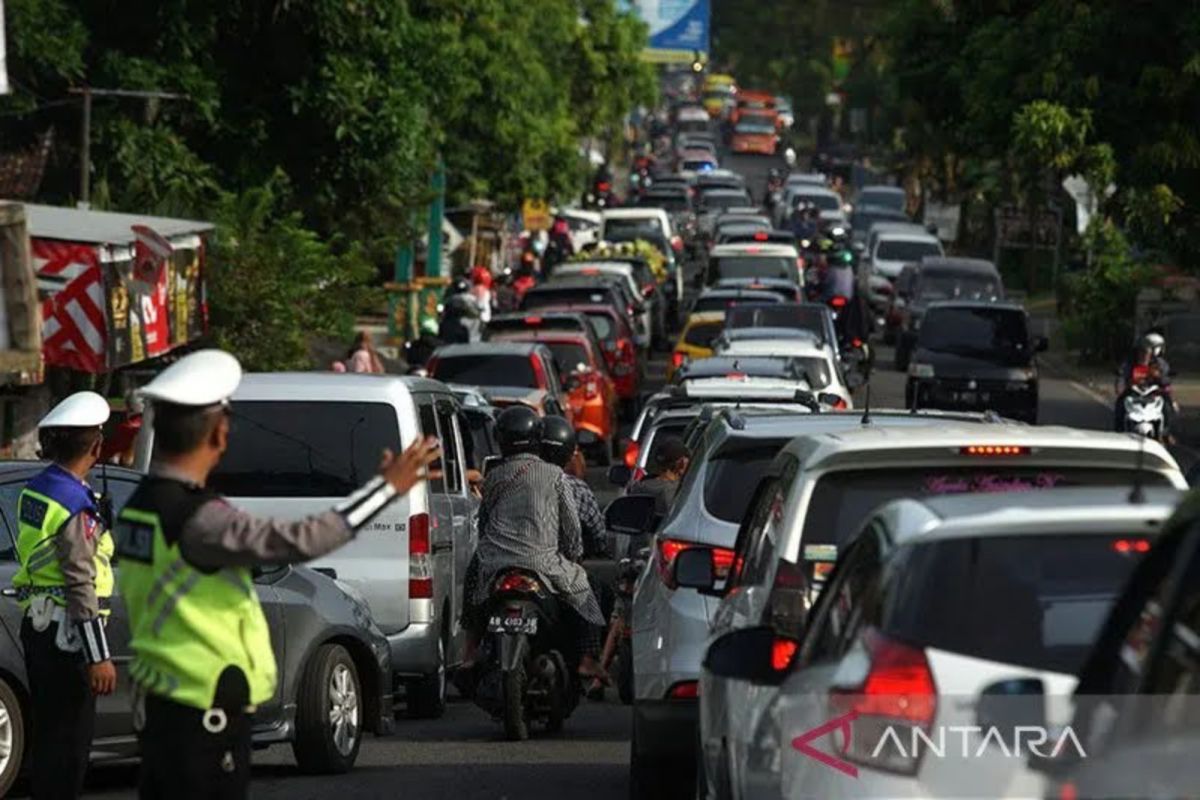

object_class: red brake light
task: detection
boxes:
[772,637,799,671]
[671,235,684,252]
[829,397,848,410]
[851,337,863,348]
[656,539,735,588]
[830,295,848,309]
[581,268,600,275]
[754,231,769,241]
[1059,782,1079,800]
[961,445,1030,456]
[623,440,640,469]
[598,181,611,192]
[496,572,541,593]
[667,680,699,700]
[671,351,685,369]
[1114,538,1151,554]
[409,513,432,599]
[524,316,543,325]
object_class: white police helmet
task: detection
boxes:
[138,350,242,408]
[38,391,110,429]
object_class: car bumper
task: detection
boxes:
[909,378,1038,418]
[388,621,439,678]
[633,699,698,759]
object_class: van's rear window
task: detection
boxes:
[702,438,791,525]
[210,401,401,497]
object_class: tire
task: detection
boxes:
[0,677,25,799]
[502,665,529,741]
[616,637,634,706]
[292,643,362,774]
[407,627,448,719]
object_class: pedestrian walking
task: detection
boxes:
[13,391,118,799]
[115,349,441,800]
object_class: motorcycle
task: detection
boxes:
[471,568,581,740]
[1121,382,1167,441]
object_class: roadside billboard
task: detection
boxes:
[620,0,710,64]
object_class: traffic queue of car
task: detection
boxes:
[603,86,1199,800]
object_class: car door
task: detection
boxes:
[417,397,455,640]
[435,397,474,663]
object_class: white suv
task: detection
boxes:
[693,424,1187,800]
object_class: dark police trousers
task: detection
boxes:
[137,693,252,800]
[20,617,95,800]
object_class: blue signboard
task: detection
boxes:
[622,0,710,62]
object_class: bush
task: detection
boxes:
[1059,220,1149,363]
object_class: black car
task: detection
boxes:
[893,256,1004,369]
[905,302,1046,423]
[0,463,393,795]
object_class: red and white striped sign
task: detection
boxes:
[32,239,106,372]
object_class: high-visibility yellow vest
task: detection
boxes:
[116,479,276,710]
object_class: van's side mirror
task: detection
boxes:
[702,626,793,686]
[817,392,845,408]
[605,494,659,536]
[1035,336,1049,353]
[607,464,632,486]
[673,547,723,596]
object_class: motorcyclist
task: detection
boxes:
[790,201,821,242]
[462,407,606,680]
[543,217,575,276]
[404,317,444,373]
[1115,334,1176,436]
[540,416,605,559]
[439,277,482,344]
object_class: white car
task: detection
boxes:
[705,242,801,288]
[714,337,852,409]
[600,207,683,299]
[555,208,601,252]
[694,425,1187,800]
[612,409,1011,799]
[775,186,844,229]
[870,228,944,280]
[740,487,1181,800]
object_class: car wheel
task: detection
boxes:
[407,627,448,719]
[292,643,362,774]
[0,677,25,798]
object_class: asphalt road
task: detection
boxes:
[73,153,1147,800]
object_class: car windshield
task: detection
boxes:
[640,193,689,212]
[545,341,590,374]
[851,209,907,232]
[918,272,1001,301]
[604,218,663,238]
[684,320,725,348]
[800,467,1173,579]
[524,288,617,309]
[711,256,795,282]
[725,305,825,340]
[703,438,791,525]
[703,193,752,211]
[876,239,941,262]
[918,306,1029,364]
[793,193,840,211]
[683,159,716,172]
[736,121,775,135]
[211,401,401,497]
[885,534,1152,674]
[581,312,616,343]
[431,354,537,387]
[859,189,906,212]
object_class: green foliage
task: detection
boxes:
[1060,220,1149,362]
[206,174,372,372]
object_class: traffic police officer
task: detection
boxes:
[13,390,118,799]
[115,350,440,799]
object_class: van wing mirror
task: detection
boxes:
[605,494,659,536]
[607,464,632,486]
[673,547,723,596]
[703,626,793,686]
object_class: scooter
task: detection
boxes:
[1121,382,1167,441]
[471,568,581,740]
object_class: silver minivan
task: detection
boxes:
[136,373,477,718]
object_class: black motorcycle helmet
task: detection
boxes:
[539,415,576,468]
[496,406,544,457]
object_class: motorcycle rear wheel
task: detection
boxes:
[503,664,529,741]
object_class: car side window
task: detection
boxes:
[739,480,785,588]
[417,402,447,493]
[435,401,464,495]
[0,480,22,559]
[799,533,883,665]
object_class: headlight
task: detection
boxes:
[909,363,935,378]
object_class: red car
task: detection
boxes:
[537,303,642,420]
[491,330,620,464]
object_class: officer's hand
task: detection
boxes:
[88,660,117,696]
[380,437,442,494]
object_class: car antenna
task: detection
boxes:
[860,380,872,425]
[1128,433,1147,505]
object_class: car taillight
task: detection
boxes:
[496,572,541,593]
[772,638,799,671]
[409,512,432,599]
[1113,538,1151,554]
[754,231,769,241]
[960,445,1030,456]
[832,628,937,775]
[671,235,684,252]
[623,440,640,468]
[598,181,611,192]
[656,538,735,589]
[828,397,848,410]
[667,680,698,700]
[851,337,863,348]
[530,354,548,389]
[671,351,685,369]
[1058,781,1079,800]
[617,339,636,361]
[829,295,848,309]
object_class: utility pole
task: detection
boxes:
[68,87,188,208]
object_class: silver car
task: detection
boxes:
[695,424,1187,800]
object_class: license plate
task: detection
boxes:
[487,614,538,635]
